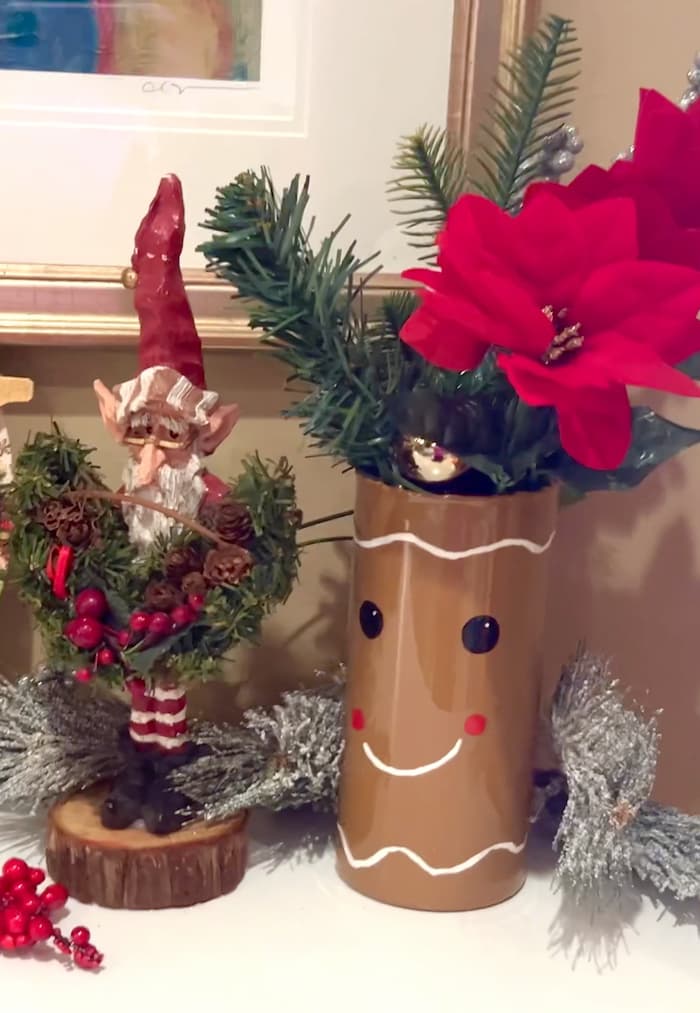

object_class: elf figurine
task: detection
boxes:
[93,174,239,833]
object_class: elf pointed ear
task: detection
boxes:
[199,403,240,455]
[93,379,123,442]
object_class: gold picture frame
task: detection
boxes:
[0,1,539,351]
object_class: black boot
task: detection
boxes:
[101,768,146,829]
[140,742,209,835]
[141,779,196,836]
[100,726,151,830]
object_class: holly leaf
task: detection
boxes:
[103,588,131,627]
[554,406,700,495]
[460,454,512,491]
[126,632,185,675]
[677,353,700,379]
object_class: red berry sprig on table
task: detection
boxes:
[0,857,103,970]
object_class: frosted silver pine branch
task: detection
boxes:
[551,649,700,904]
[174,671,346,820]
[0,670,127,812]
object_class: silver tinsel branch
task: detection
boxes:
[175,672,345,821]
[551,650,700,903]
[0,670,127,812]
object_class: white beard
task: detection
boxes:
[122,453,206,554]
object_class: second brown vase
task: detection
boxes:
[336,473,559,912]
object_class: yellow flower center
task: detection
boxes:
[541,305,584,365]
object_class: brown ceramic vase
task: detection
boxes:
[336,473,559,912]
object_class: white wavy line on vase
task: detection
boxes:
[338,825,527,878]
[362,738,462,777]
[354,530,555,561]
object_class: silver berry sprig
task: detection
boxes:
[540,123,584,179]
[680,51,700,110]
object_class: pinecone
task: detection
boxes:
[163,544,202,582]
[145,579,183,611]
[181,571,207,598]
[213,498,254,545]
[57,515,97,549]
[203,545,253,587]
[39,498,83,533]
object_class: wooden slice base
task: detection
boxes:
[45,786,248,910]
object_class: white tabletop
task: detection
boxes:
[1,809,698,1013]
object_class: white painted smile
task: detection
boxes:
[362,738,462,777]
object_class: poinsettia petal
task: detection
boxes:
[400,299,488,372]
[444,193,586,309]
[570,199,639,281]
[443,194,514,277]
[632,89,700,224]
[583,332,700,398]
[434,274,553,357]
[556,384,633,470]
[406,197,554,359]
[496,352,600,409]
[500,192,586,307]
[402,267,443,289]
[497,351,633,469]
[633,89,691,178]
[492,193,636,308]
[572,260,700,362]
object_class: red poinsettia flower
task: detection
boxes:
[400,191,700,469]
[529,90,700,270]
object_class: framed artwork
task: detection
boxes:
[0,0,537,350]
[0,1,263,81]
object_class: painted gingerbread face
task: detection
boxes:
[336,475,558,911]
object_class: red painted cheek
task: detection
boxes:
[351,708,365,731]
[464,713,487,736]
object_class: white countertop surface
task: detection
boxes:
[1,809,698,1013]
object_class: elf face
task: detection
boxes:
[122,408,198,487]
[93,372,239,551]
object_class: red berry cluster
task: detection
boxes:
[0,858,103,970]
[64,587,204,683]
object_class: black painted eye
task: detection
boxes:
[462,615,500,654]
[359,600,383,639]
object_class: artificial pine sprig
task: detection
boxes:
[200,170,423,483]
[388,124,468,260]
[473,14,580,210]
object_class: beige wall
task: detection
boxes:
[0,348,354,720]
[540,1,700,811]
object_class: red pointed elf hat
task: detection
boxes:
[131,174,206,389]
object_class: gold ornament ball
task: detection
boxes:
[398,435,468,484]
[121,266,138,290]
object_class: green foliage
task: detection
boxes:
[553,407,700,496]
[200,169,424,485]
[8,429,134,677]
[8,428,300,684]
[472,14,581,211]
[388,124,468,259]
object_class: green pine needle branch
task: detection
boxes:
[199,170,424,484]
[388,124,468,260]
[473,14,581,211]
